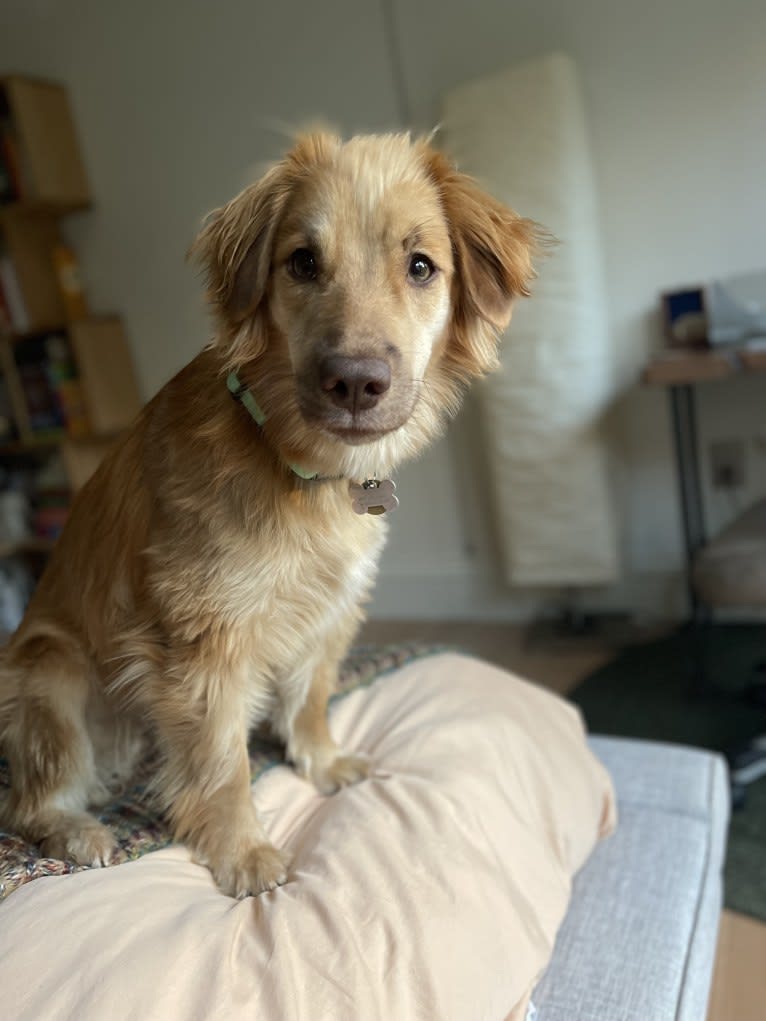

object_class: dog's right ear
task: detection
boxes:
[420,144,548,381]
[190,161,293,360]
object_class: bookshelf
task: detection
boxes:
[0,74,141,572]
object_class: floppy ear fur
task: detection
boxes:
[190,131,342,369]
[423,146,547,378]
[190,160,294,364]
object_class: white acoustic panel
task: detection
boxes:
[444,53,619,586]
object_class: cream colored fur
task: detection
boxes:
[0,132,542,897]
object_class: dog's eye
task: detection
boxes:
[408,253,435,284]
[288,248,318,281]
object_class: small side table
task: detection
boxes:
[645,346,766,804]
[643,345,766,621]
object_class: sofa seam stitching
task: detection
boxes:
[673,756,717,1021]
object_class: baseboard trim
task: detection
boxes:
[369,566,765,623]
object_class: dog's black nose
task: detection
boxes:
[319,356,391,412]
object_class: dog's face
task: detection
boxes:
[270,142,454,446]
[194,133,541,478]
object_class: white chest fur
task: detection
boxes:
[211,496,387,727]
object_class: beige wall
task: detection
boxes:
[384,0,766,617]
[1,0,402,391]
[2,0,765,619]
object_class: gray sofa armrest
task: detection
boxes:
[533,737,729,1021]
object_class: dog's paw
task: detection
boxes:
[40,821,118,867]
[309,752,371,795]
[213,843,291,899]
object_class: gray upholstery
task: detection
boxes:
[533,736,729,1021]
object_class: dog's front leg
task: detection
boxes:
[152,673,289,898]
[279,647,370,796]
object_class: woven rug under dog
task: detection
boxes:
[0,643,442,900]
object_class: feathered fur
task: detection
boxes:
[0,132,542,896]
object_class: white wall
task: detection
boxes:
[2,0,765,620]
[381,0,766,617]
[1,0,402,391]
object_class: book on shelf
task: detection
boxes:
[31,456,71,540]
[0,375,16,442]
[0,252,29,333]
[18,359,62,434]
[0,144,13,203]
[0,86,27,202]
[45,334,89,436]
[15,332,89,438]
[52,245,88,321]
[0,274,11,332]
[0,119,21,203]
[32,501,69,541]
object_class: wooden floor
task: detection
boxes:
[358,618,614,695]
[707,910,766,1021]
[359,620,766,1021]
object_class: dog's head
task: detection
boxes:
[193,132,543,478]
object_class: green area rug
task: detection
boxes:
[570,624,766,923]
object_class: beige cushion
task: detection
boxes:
[0,653,615,1021]
[694,498,766,606]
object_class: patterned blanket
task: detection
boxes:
[0,643,440,900]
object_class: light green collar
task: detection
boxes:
[227,370,321,481]
[227,369,266,427]
[226,371,399,515]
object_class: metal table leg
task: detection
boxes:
[668,382,765,803]
[668,384,707,623]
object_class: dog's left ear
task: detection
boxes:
[422,146,547,377]
[190,160,293,359]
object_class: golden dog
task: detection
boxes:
[0,132,541,897]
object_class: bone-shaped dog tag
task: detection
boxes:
[350,479,398,515]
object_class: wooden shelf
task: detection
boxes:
[643,348,736,385]
[740,348,766,372]
[3,323,69,343]
[644,346,766,386]
[4,316,115,345]
[1,75,91,207]
[0,206,68,329]
[0,437,61,456]
[0,75,138,573]
[0,535,56,559]
[0,199,91,223]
